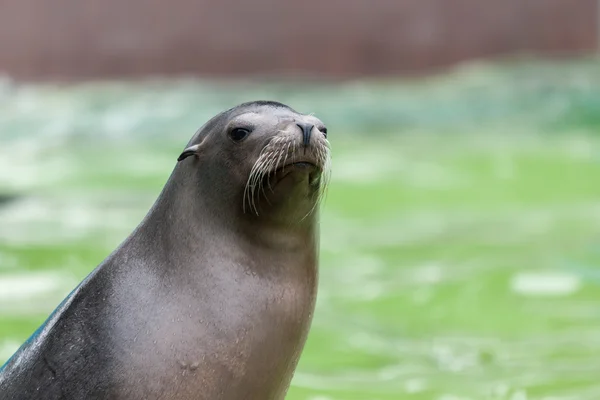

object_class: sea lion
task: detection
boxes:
[0,100,331,400]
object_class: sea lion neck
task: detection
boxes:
[131,166,318,262]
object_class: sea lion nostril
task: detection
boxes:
[296,123,314,147]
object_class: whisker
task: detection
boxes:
[282,141,291,174]
[244,141,274,215]
[267,143,285,193]
[244,130,331,219]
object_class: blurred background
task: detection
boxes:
[2,1,600,399]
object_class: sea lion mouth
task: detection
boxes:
[273,161,321,184]
[243,136,331,216]
[273,161,321,190]
[276,161,319,174]
[288,161,317,169]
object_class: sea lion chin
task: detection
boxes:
[0,100,331,400]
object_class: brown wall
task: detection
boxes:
[0,0,597,81]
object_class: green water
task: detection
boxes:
[2,58,600,399]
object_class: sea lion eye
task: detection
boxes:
[229,127,251,142]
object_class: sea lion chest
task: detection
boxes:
[107,250,317,400]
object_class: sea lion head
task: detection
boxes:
[174,101,331,226]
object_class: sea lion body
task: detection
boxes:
[0,101,330,400]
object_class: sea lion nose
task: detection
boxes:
[296,123,314,147]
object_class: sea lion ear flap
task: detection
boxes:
[177,144,201,162]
